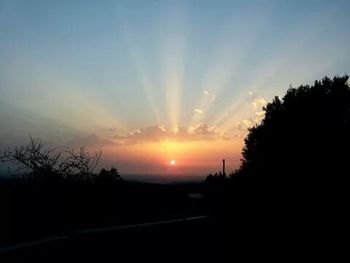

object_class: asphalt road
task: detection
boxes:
[1,216,232,262]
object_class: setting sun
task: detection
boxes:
[170,160,176,166]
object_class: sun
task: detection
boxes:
[170,160,176,166]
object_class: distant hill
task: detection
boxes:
[124,174,205,184]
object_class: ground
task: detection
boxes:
[1,217,234,262]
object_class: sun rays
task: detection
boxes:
[117,2,272,137]
[161,5,187,130]
[119,19,162,126]
[12,1,336,142]
[1,0,348,177]
[115,1,282,139]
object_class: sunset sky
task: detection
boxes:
[1,0,349,181]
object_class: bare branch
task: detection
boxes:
[65,147,102,176]
[1,137,103,180]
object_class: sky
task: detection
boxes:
[0,0,349,181]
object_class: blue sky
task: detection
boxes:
[0,0,349,177]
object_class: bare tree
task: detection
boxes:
[0,136,61,177]
[65,147,102,177]
[0,136,102,179]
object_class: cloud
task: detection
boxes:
[110,124,227,144]
[194,108,204,114]
[236,110,266,132]
[203,90,216,101]
[237,119,254,131]
[254,111,265,125]
[255,110,265,116]
[108,128,118,132]
[188,124,216,137]
[251,97,267,110]
[229,95,267,134]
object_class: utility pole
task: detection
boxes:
[222,159,226,176]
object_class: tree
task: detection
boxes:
[235,76,350,202]
[65,147,102,178]
[0,136,63,179]
[0,136,102,180]
[213,76,350,242]
[95,167,123,184]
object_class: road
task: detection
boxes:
[0,216,231,262]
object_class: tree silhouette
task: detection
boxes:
[0,136,102,180]
[96,167,123,184]
[0,137,63,179]
[234,76,350,215]
[65,147,102,178]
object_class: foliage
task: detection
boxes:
[237,75,350,185]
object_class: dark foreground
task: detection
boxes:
[1,216,237,262]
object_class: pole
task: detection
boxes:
[222,159,226,176]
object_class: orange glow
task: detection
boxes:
[102,138,243,177]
